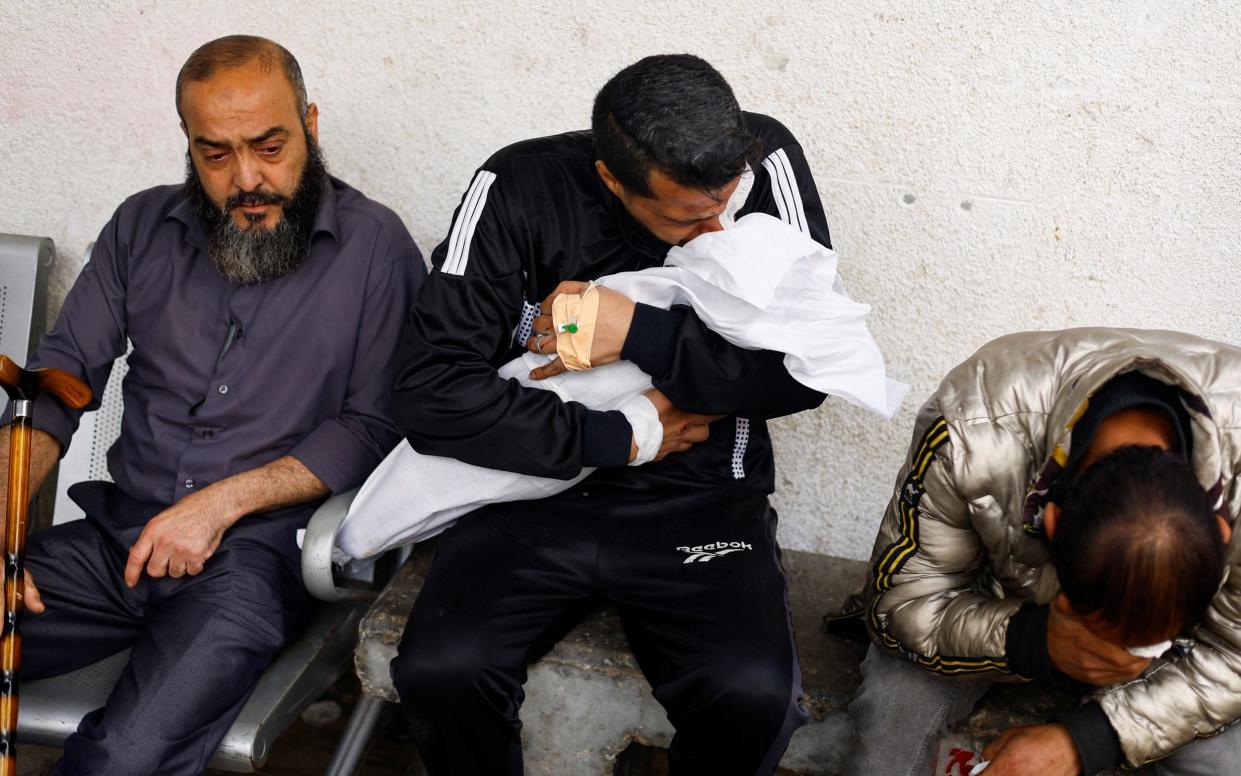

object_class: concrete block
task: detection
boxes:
[356,546,1069,774]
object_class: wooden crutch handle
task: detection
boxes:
[0,359,18,396]
[0,355,92,409]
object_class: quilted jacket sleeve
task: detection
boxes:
[865,404,1024,679]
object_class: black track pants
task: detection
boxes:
[390,491,806,776]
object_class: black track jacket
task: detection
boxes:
[392,113,831,507]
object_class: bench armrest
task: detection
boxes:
[301,488,376,603]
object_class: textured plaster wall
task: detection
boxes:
[2,1,1239,560]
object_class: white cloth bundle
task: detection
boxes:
[336,214,907,559]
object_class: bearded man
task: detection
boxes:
[0,35,422,774]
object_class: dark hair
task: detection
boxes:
[176,35,307,121]
[1051,445,1225,645]
[591,54,762,197]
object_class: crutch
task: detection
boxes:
[0,355,91,775]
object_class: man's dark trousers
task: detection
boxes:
[391,489,807,776]
[20,482,315,775]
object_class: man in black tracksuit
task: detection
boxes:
[389,55,832,775]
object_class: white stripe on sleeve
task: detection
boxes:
[442,170,498,276]
[761,148,808,235]
[760,153,790,226]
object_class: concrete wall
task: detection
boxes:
[2,0,1238,559]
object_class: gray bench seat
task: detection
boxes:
[19,601,364,772]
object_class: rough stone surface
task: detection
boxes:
[356,545,430,702]
[3,2,1239,560]
[358,546,1066,774]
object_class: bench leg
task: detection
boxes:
[325,694,387,776]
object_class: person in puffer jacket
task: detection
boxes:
[833,328,1241,776]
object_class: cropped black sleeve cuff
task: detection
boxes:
[582,409,632,468]
[620,303,679,380]
[1051,702,1124,775]
[1006,602,1054,681]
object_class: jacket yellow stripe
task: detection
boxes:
[874,624,1009,675]
[873,417,948,592]
[881,427,949,587]
[867,416,1011,675]
[915,428,949,479]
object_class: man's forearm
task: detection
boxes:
[123,455,331,586]
[0,426,64,505]
[205,455,329,529]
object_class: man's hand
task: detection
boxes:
[20,569,44,614]
[1047,594,1150,685]
[527,281,636,380]
[124,487,236,587]
[981,724,1080,776]
[638,388,722,462]
[122,456,326,588]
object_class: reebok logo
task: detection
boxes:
[677,541,753,564]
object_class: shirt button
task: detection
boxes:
[218,385,229,395]
[185,479,195,489]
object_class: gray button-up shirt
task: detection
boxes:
[21,176,423,543]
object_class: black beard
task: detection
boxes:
[185,130,328,286]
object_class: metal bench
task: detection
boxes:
[0,234,57,529]
[0,234,54,406]
[6,237,385,771]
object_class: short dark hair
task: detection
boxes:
[1051,445,1226,645]
[176,35,307,121]
[591,54,762,197]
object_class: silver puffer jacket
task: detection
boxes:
[845,328,1241,767]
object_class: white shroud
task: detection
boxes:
[336,214,907,559]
